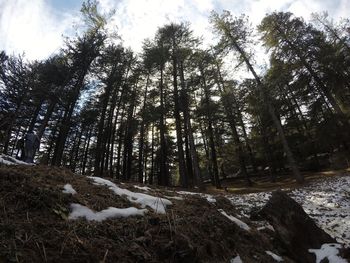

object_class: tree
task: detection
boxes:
[156,23,195,187]
[211,11,304,183]
[259,12,349,119]
[51,1,107,166]
[142,38,170,186]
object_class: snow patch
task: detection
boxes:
[133,185,151,191]
[177,190,198,195]
[265,251,283,262]
[88,176,172,214]
[164,195,184,201]
[230,255,243,263]
[177,190,216,203]
[62,184,77,195]
[226,176,350,246]
[0,154,34,166]
[309,243,348,263]
[205,195,216,203]
[68,203,147,222]
[218,209,250,231]
[257,224,274,231]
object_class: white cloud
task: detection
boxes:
[215,0,349,26]
[0,0,78,60]
[102,0,350,53]
[0,0,349,60]
[110,0,187,52]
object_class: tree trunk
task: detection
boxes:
[71,125,84,172]
[37,100,56,141]
[138,74,150,183]
[94,86,112,176]
[51,99,75,166]
[122,88,137,181]
[199,122,213,183]
[214,63,251,186]
[51,72,85,167]
[115,120,125,180]
[200,68,221,188]
[149,122,155,185]
[179,62,199,187]
[186,114,202,187]
[172,48,188,187]
[159,57,170,186]
[82,128,92,175]
[27,99,44,132]
[3,100,23,154]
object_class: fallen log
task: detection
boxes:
[258,190,346,262]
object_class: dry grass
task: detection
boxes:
[0,164,298,263]
[206,168,350,195]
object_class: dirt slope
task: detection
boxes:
[0,165,341,262]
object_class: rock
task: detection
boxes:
[259,190,336,262]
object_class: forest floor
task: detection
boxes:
[0,159,349,262]
[210,168,350,194]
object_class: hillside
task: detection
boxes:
[0,161,349,262]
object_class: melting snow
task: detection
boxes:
[0,154,34,166]
[226,176,350,246]
[308,243,348,263]
[88,176,172,214]
[62,184,77,195]
[265,251,283,262]
[68,203,147,222]
[164,195,184,201]
[205,195,216,203]
[133,185,152,191]
[230,255,243,263]
[257,224,275,231]
[218,209,250,231]
[177,190,199,195]
[177,190,216,203]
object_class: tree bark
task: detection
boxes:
[179,62,200,187]
[137,74,150,183]
[82,128,92,175]
[37,100,56,141]
[51,72,85,166]
[200,68,221,188]
[172,47,188,187]
[27,99,44,132]
[158,53,170,186]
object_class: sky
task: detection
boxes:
[0,0,349,60]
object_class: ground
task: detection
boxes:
[0,162,349,263]
[224,171,350,246]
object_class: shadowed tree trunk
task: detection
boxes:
[27,99,44,132]
[172,46,188,187]
[214,63,251,186]
[37,100,56,141]
[138,74,150,183]
[82,128,92,175]
[179,62,199,186]
[200,67,221,188]
[158,51,170,186]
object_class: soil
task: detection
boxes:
[0,164,342,262]
[212,168,350,194]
